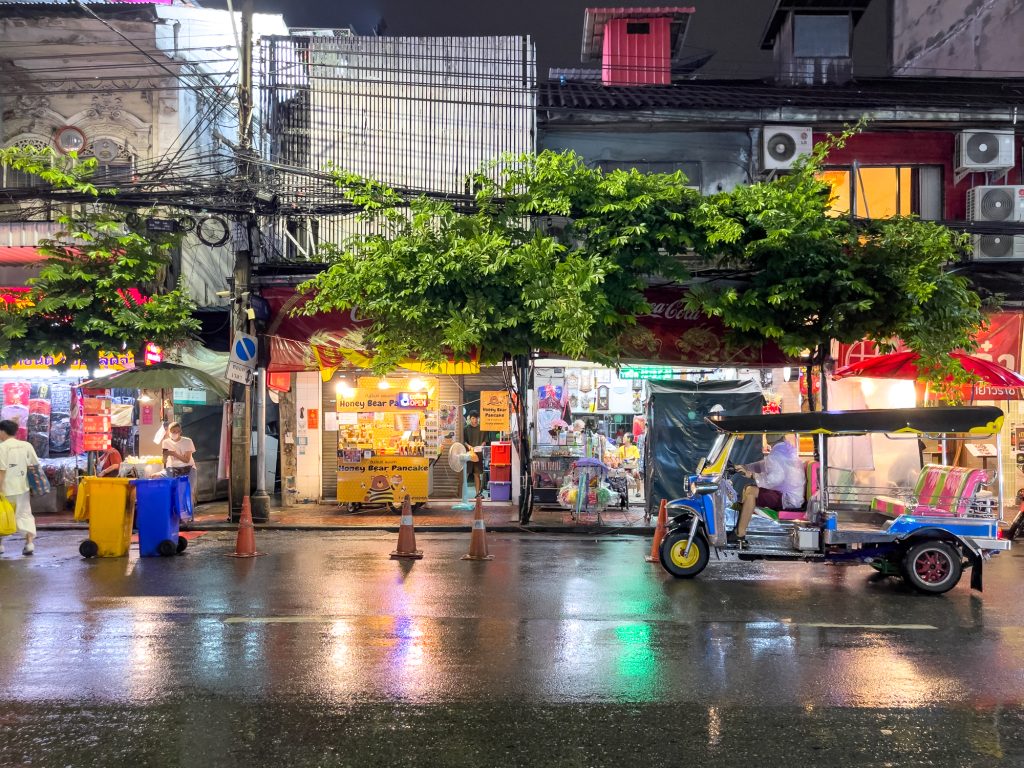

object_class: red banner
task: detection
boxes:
[837,312,1023,374]
[263,286,794,369]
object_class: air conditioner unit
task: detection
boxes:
[972,234,1024,261]
[762,126,813,170]
[957,130,1015,172]
[967,185,1024,222]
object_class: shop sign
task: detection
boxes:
[971,384,1023,401]
[336,457,430,504]
[619,365,686,380]
[172,387,207,405]
[336,389,430,412]
[479,390,510,431]
[0,351,137,372]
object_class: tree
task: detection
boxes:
[687,131,986,407]
[299,152,701,370]
[0,146,199,367]
[298,151,703,522]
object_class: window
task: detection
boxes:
[626,22,650,35]
[817,166,942,220]
[793,14,851,58]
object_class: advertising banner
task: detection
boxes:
[337,457,430,504]
[479,390,510,432]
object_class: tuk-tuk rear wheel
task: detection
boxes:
[659,528,710,579]
[902,540,963,595]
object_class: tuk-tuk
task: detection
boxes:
[659,406,1011,594]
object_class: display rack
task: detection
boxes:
[532,445,582,507]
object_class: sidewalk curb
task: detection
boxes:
[37,523,653,536]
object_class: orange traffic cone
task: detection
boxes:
[462,497,494,561]
[645,498,668,563]
[390,494,424,560]
[227,496,265,558]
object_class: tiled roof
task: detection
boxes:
[538,77,1024,114]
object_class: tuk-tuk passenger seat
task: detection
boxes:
[870,464,988,518]
[777,460,819,521]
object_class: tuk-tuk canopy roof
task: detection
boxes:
[708,406,1004,437]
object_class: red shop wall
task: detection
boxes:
[813,131,1023,221]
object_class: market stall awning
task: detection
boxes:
[261,285,795,371]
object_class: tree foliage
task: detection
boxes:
[299,138,986,400]
[0,146,199,366]
[687,130,986,402]
[297,152,702,371]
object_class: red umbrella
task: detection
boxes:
[833,351,1024,388]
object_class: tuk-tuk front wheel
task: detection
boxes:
[659,528,710,579]
[902,540,963,595]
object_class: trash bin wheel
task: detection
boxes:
[157,539,177,557]
[79,539,99,559]
[176,536,188,554]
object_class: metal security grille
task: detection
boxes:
[259,34,537,253]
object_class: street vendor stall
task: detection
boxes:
[335,376,441,510]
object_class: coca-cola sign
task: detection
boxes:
[264,285,795,370]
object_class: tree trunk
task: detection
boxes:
[512,353,534,525]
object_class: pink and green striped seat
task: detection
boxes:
[871,464,988,518]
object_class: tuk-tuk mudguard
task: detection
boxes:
[896,526,985,591]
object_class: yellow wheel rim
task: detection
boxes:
[670,539,701,569]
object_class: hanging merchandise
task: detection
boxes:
[597,385,610,412]
[632,391,643,414]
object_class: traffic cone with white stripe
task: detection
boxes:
[462,496,494,561]
[390,494,424,560]
[227,496,265,558]
[645,498,668,563]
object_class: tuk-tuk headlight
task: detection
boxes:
[690,479,718,496]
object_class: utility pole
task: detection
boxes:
[229,0,271,522]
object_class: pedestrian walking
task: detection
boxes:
[0,419,40,555]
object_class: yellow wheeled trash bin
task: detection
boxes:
[75,477,134,558]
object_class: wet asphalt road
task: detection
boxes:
[1,529,1023,767]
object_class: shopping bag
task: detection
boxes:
[0,495,16,536]
[27,464,51,497]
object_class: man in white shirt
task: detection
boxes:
[734,438,805,546]
[161,421,197,501]
[0,418,40,555]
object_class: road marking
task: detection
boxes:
[224,616,337,624]
[795,622,937,631]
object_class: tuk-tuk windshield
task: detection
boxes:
[700,433,730,476]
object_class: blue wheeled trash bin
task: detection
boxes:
[133,476,193,557]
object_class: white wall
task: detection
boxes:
[293,372,322,502]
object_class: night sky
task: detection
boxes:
[204,0,890,79]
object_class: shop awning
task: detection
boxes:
[262,285,795,372]
[0,247,45,265]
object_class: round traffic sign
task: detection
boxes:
[234,337,257,363]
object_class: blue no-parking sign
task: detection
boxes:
[231,333,259,368]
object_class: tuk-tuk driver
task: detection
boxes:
[734,438,804,545]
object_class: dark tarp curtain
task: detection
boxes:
[645,379,765,515]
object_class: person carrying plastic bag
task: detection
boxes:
[0,419,40,556]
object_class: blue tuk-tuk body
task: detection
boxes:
[658,407,1010,594]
